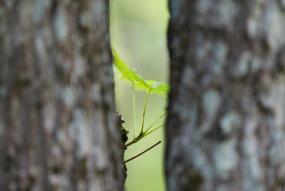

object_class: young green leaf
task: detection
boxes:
[145,80,169,95]
[112,48,169,95]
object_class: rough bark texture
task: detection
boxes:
[166,0,285,191]
[0,0,124,190]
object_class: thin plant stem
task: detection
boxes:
[145,112,166,132]
[132,86,137,138]
[144,123,164,136]
[124,141,161,164]
[140,91,151,134]
[125,134,142,148]
[125,123,163,148]
[125,140,135,148]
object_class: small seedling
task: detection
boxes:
[112,48,169,163]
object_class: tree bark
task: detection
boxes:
[0,0,124,191]
[166,1,285,190]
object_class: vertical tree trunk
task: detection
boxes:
[166,1,285,190]
[0,0,124,190]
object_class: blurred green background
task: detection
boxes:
[110,0,169,191]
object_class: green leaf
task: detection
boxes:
[145,80,169,95]
[112,48,169,96]
[112,48,151,90]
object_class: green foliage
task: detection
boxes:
[112,48,169,96]
[112,48,168,162]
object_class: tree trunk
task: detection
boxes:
[0,1,124,191]
[166,1,285,190]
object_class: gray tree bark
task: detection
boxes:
[166,0,285,191]
[0,0,124,191]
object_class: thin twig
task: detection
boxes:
[132,86,137,138]
[125,132,143,148]
[124,141,161,164]
[145,112,166,132]
[140,91,151,133]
